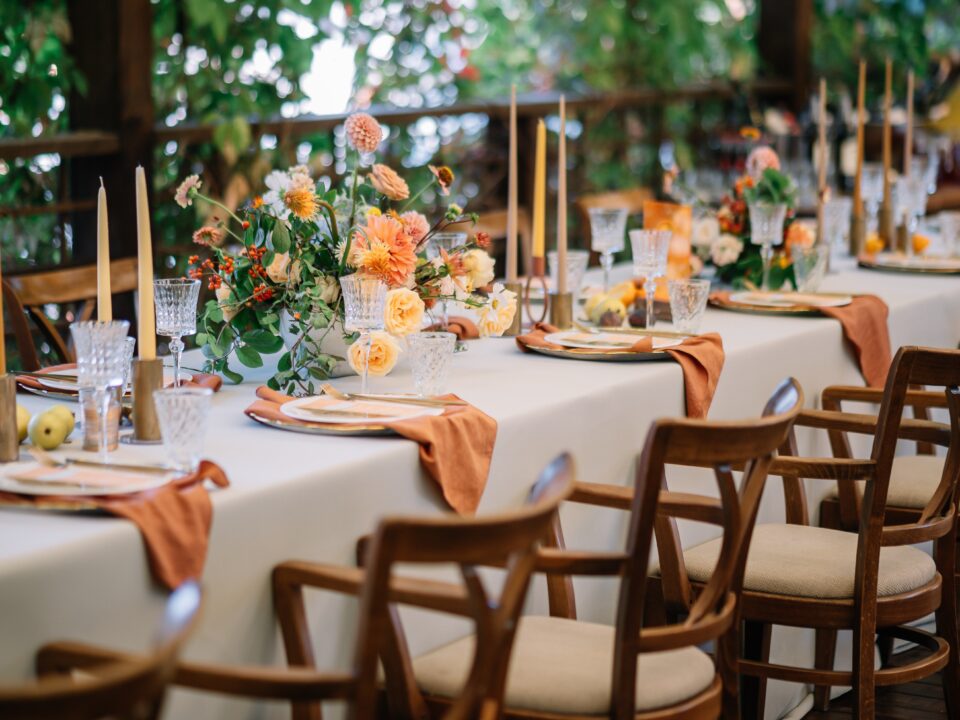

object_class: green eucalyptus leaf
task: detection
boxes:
[235,344,263,368]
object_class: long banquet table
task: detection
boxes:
[1,259,959,720]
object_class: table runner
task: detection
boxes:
[0,460,229,589]
[246,387,496,515]
[16,363,224,393]
[516,323,725,418]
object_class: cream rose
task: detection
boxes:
[383,288,425,336]
[348,331,400,377]
[461,249,495,291]
[477,283,518,337]
[265,252,292,283]
[216,285,237,322]
[691,216,720,248]
[317,275,339,304]
[710,234,744,267]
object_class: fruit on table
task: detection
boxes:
[16,405,29,442]
[27,409,73,450]
[608,280,637,308]
[588,296,627,324]
[583,292,608,320]
[47,405,75,434]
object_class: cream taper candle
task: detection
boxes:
[97,178,112,322]
[506,85,518,282]
[556,96,568,295]
[135,166,156,360]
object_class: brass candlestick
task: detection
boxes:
[896,222,910,254]
[522,256,549,326]
[849,214,866,256]
[0,374,19,462]
[132,358,163,442]
[503,281,523,336]
[548,291,574,330]
[879,202,894,248]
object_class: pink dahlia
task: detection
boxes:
[344,112,383,154]
[745,146,781,180]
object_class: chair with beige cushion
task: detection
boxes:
[656,346,960,719]
[409,378,802,720]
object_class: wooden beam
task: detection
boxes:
[757,0,813,112]
[0,131,120,161]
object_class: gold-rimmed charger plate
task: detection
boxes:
[709,292,854,317]
[0,494,101,512]
[858,253,960,275]
[246,412,396,437]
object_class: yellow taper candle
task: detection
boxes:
[506,85,519,282]
[556,96,568,294]
[816,78,828,243]
[135,166,156,360]
[531,119,546,259]
[96,178,112,322]
[853,60,866,217]
[903,69,914,177]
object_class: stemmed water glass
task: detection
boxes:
[547,249,590,306]
[71,320,130,459]
[822,196,852,260]
[747,202,787,291]
[588,207,628,292]
[628,229,671,329]
[339,273,387,395]
[861,163,885,235]
[154,279,201,388]
[426,232,467,330]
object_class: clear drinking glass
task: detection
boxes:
[426,232,468,330]
[939,212,960,257]
[628,229,671,329]
[71,320,130,458]
[747,202,788,291]
[407,331,457,397]
[588,207,628,292]
[339,273,387,395]
[547,249,590,306]
[792,246,829,292]
[121,336,136,394]
[153,387,213,473]
[667,279,710,335]
[861,163,885,234]
[822,196,853,259]
[154,279,201,388]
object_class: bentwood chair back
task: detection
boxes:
[2,581,200,720]
[2,257,139,370]
[401,379,801,720]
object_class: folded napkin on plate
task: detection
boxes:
[16,363,223,392]
[517,323,725,418]
[423,316,480,340]
[711,292,892,388]
[0,460,229,590]
[246,386,496,515]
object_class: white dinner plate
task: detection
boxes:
[728,291,853,309]
[37,368,178,394]
[870,254,960,270]
[0,462,173,497]
[280,396,444,425]
[543,331,684,352]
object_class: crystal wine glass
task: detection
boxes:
[547,249,590,306]
[71,320,130,459]
[154,387,213,473]
[861,163,885,235]
[822,196,853,260]
[154,279,201,388]
[339,273,387,395]
[628,229,671,329]
[426,232,467,330]
[940,211,960,257]
[747,202,787,291]
[588,207,628,292]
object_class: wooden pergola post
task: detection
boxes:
[758,0,813,113]
[66,0,153,321]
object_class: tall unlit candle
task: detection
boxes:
[531,119,546,259]
[136,166,156,360]
[97,178,112,322]
[506,85,518,282]
[853,60,866,217]
[903,70,914,177]
[556,96,568,294]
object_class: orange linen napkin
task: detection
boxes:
[246,387,496,515]
[0,461,229,590]
[16,363,223,393]
[516,324,725,418]
[423,316,480,340]
[711,292,892,388]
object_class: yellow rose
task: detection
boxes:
[348,331,400,377]
[461,249,495,291]
[383,287,425,336]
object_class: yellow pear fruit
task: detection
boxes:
[47,405,75,438]
[589,297,627,324]
[608,280,637,308]
[16,405,30,443]
[583,292,608,321]
[28,410,71,451]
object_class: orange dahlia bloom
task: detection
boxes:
[352,214,417,287]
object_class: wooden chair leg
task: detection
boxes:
[642,581,668,627]
[852,606,877,719]
[935,534,960,718]
[813,628,837,711]
[740,621,771,720]
[718,622,741,720]
[876,630,895,667]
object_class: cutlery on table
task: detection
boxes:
[320,383,466,408]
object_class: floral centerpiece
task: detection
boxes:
[692,146,812,289]
[175,112,516,394]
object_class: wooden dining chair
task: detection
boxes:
[1,581,200,720]
[389,379,802,720]
[445,206,533,276]
[666,346,960,719]
[3,257,140,370]
[574,187,652,248]
[35,455,573,720]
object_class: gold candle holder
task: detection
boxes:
[0,374,19,462]
[896,223,910,254]
[849,214,866,256]
[132,358,163,443]
[879,202,894,248]
[548,291,574,330]
[502,281,523,336]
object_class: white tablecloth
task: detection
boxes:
[1,260,958,719]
